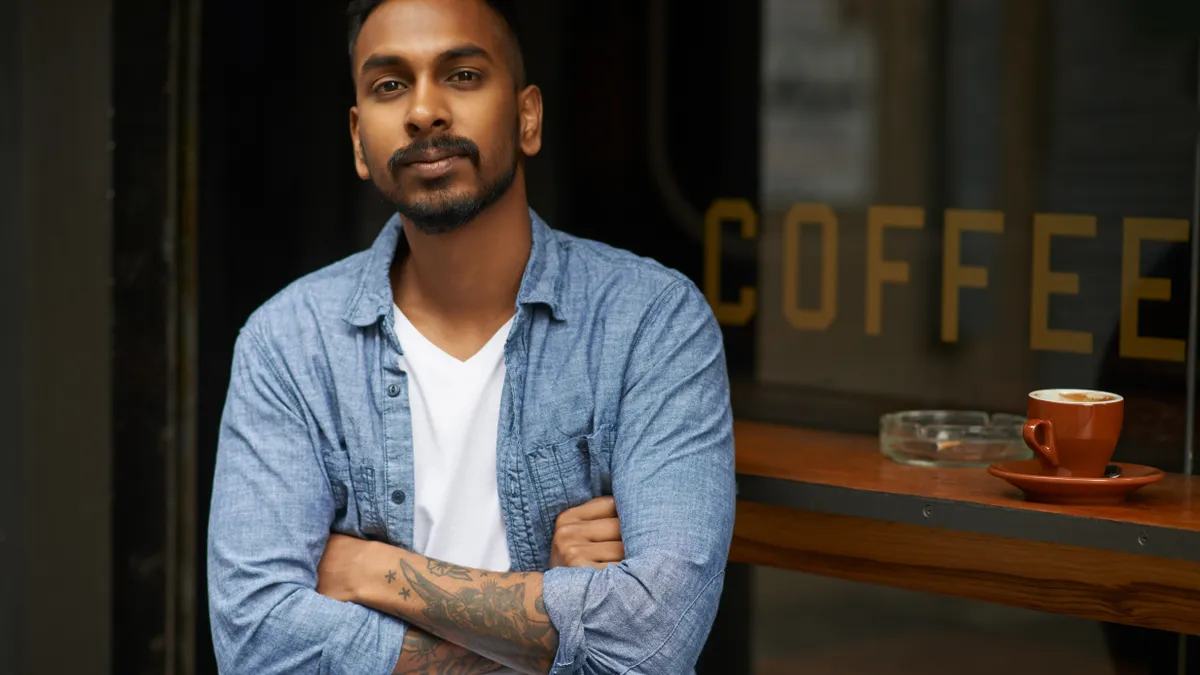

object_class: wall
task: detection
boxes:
[0,0,22,669]
[5,0,114,673]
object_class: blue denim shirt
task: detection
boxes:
[207,209,736,675]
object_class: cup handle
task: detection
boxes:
[1022,419,1059,469]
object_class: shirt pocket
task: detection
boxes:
[525,424,612,546]
[321,441,384,538]
[321,449,353,522]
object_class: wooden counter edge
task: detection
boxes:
[732,501,1200,636]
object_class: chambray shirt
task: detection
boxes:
[207,209,736,675]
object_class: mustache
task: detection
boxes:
[387,135,481,174]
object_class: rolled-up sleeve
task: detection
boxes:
[542,279,737,674]
[207,327,408,675]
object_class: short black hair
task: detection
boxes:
[346,0,527,89]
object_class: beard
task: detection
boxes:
[363,129,520,236]
[394,160,517,235]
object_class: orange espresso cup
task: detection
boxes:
[1022,389,1124,478]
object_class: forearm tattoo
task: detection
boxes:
[388,558,557,674]
[395,627,503,675]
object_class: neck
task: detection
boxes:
[391,175,530,327]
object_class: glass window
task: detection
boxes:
[736,2,1196,673]
[741,0,1196,465]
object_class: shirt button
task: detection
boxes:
[391,490,406,505]
[386,384,400,397]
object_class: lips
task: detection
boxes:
[387,136,481,176]
[402,154,466,179]
[403,149,466,166]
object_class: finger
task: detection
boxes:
[557,495,617,526]
[586,541,625,563]
[561,541,626,570]
[572,495,617,521]
[577,517,622,543]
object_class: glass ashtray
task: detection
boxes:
[880,410,1032,467]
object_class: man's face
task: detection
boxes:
[349,0,541,234]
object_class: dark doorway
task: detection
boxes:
[187,0,760,672]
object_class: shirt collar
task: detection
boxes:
[341,208,567,327]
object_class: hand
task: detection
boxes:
[550,495,624,570]
[317,533,383,603]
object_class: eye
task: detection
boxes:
[448,71,480,84]
[373,80,405,95]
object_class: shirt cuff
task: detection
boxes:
[321,602,409,675]
[541,566,595,675]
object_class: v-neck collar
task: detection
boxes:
[393,306,514,368]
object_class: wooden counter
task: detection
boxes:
[731,420,1200,635]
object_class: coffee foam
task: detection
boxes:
[1030,389,1122,404]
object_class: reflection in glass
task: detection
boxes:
[748,0,1196,673]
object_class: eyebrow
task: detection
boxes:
[441,44,491,63]
[359,44,492,76]
[360,54,404,75]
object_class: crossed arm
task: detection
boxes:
[320,539,554,674]
[317,498,624,675]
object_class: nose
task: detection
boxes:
[405,77,450,137]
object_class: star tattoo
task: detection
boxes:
[386,570,397,583]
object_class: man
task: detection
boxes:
[206,0,736,673]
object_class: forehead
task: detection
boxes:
[353,0,504,68]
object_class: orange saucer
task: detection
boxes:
[987,460,1164,505]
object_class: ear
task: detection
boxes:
[516,85,543,157]
[350,107,370,180]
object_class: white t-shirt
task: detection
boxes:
[394,307,519,673]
